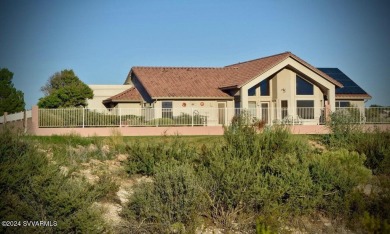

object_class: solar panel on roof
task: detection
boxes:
[317,68,368,95]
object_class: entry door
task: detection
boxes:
[260,102,269,124]
[281,100,288,119]
[218,102,226,125]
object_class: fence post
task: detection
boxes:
[225,106,227,125]
[191,107,194,127]
[3,112,7,125]
[82,108,85,128]
[119,108,122,127]
[292,106,295,126]
[23,110,27,133]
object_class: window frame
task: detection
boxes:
[336,101,350,108]
[296,100,314,119]
[161,101,173,118]
[260,78,270,96]
[296,76,314,95]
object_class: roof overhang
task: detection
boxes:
[103,99,142,104]
[336,94,372,100]
[237,57,342,92]
[151,96,234,100]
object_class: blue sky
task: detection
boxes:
[1,0,389,109]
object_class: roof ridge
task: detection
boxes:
[132,66,229,70]
[225,51,291,67]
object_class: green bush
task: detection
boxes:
[349,129,390,175]
[325,108,363,145]
[0,129,111,233]
[85,110,119,126]
[125,137,198,176]
[309,149,371,214]
[122,115,145,126]
[174,113,206,126]
[195,117,320,229]
[120,114,382,232]
[147,118,174,126]
[122,163,206,233]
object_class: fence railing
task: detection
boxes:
[37,107,390,128]
[0,110,32,124]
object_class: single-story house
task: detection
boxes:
[87,52,371,125]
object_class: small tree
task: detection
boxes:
[38,69,93,108]
[0,68,25,116]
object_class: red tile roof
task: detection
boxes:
[131,67,234,99]
[103,87,142,103]
[222,52,343,88]
[129,52,345,99]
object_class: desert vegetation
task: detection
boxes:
[0,113,389,233]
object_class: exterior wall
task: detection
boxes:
[335,99,365,109]
[240,57,336,111]
[87,85,132,109]
[116,103,142,109]
[153,99,234,125]
[245,68,325,124]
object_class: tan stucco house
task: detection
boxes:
[87,52,371,125]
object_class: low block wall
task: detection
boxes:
[30,124,390,136]
[31,126,225,136]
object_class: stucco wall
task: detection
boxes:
[153,100,234,125]
[246,68,325,124]
[335,99,365,109]
[116,103,142,109]
[87,85,132,109]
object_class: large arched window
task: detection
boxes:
[296,76,313,95]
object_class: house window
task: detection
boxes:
[281,100,288,119]
[248,86,256,96]
[296,76,313,95]
[297,100,314,119]
[260,79,270,96]
[336,101,350,108]
[162,101,173,118]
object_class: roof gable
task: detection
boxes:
[103,87,142,103]
[221,52,343,88]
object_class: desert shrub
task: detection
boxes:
[196,117,319,230]
[348,129,390,175]
[122,115,145,126]
[0,129,111,233]
[325,108,363,146]
[39,108,86,127]
[125,137,198,176]
[147,118,174,126]
[39,112,65,127]
[174,113,206,126]
[122,163,206,233]
[84,110,119,126]
[309,149,371,215]
[342,174,390,233]
[120,114,380,232]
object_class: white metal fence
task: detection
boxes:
[0,110,32,124]
[37,107,390,128]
